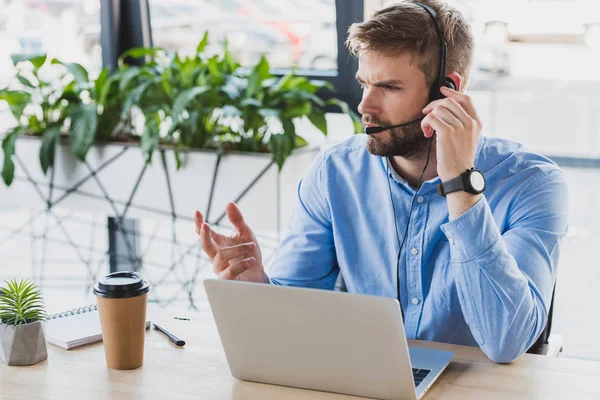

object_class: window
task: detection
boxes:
[148,0,338,72]
[0,0,102,84]
[380,0,600,159]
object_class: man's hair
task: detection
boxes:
[346,0,474,91]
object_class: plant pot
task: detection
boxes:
[0,321,48,366]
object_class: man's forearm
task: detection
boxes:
[440,194,563,363]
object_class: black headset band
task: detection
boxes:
[414,2,448,100]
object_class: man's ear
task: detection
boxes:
[446,72,463,92]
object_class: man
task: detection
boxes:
[194,0,568,363]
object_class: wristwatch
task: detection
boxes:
[437,168,486,197]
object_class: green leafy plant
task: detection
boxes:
[0,31,362,185]
[0,279,47,326]
[0,54,122,185]
[116,32,362,169]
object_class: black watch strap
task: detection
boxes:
[437,175,465,197]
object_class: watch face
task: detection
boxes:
[469,171,486,192]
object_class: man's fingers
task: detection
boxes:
[421,113,451,138]
[200,223,218,260]
[439,86,480,121]
[431,107,463,129]
[218,257,256,280]
[194,210,204,235]
[226,202,251,236]
[423,98,471,124]
[214,242,256,272]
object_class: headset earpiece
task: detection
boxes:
[443,77,456,91]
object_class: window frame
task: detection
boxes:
[101,0,363,112]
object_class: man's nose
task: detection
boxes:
[357,88,380,116]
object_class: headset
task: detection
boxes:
[365,2,456,321]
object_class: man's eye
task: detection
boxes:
[382,85,400,91]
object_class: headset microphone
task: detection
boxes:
[365,116,425,135]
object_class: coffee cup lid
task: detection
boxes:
[93,271,150,299]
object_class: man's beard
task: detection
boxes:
[366,118,431,159]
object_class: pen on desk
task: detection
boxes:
[153,323,186,346]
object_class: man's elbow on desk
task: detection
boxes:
[484,347,524,364]
[481,333,537,364]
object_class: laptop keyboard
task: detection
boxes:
[412,368,431,387]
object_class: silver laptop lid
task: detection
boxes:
[204,279,420,400]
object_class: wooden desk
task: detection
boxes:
[1,306,599,400]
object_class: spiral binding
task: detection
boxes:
[47,304,98,320]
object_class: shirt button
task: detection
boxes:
[417,196,424,203]
[411,248,418,256]
[412,297,420,305]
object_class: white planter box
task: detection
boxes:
[0,137,319,234]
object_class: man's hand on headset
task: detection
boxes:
[420,86,483,182]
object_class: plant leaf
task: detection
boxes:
[16,73,36,89]
[270,70,294,94]
[94,68,109,99]
[307,113,327,136]
[1,127,22,186]
[11,54,47,69]
[269,132,295,170]
[240,98,262,108]
[0,90,31,122]
[120,80,154,120]
[170,86,210,124]
[161,68,173,98]
[258,108,280,119]
[67,63,89,86]
[69,104,98,161]
[246,55,271,98]
[303,79,335,94]
[98,73,121,105]
[282,102,311,119]
[295,135,308,148]
[220,105,242,118]
[118,47,161,68]
[196,32,209,54]
[0,278,46,325]
[119,67,142,92]
[39,125,61,175]
[141,114,160,163]
[174,148,182,170]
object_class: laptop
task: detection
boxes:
[204,279,453,400]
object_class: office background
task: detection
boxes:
[0,0,598,362]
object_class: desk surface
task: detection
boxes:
[1,305,599,400]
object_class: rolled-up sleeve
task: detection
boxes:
[440,169,568,363]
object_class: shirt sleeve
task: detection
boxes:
[268,152,339,290]
[439,168,568,363]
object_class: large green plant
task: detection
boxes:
[0,32,362,186]
[0,279,47,326]
[0,54,122,186]
[116,32,362,168]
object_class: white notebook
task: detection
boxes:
[46,305,151,350]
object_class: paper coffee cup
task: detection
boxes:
[93,272,150,370]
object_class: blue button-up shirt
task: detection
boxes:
[268,134,568,363]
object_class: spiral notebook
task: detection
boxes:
[46,305,151,350]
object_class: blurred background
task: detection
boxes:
[0,0,598,362]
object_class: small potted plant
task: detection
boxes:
[0,279,48,366]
